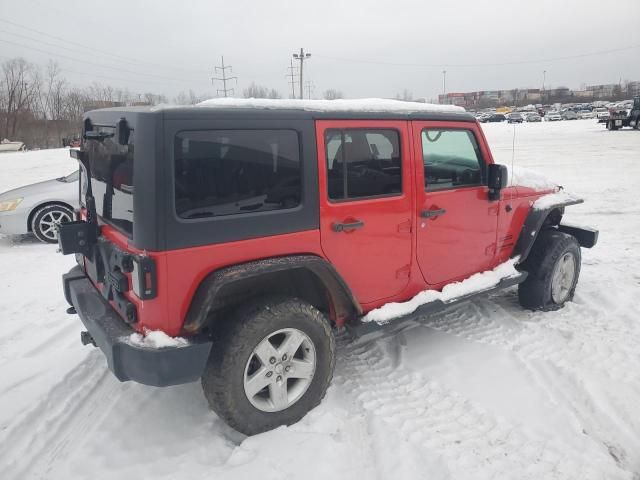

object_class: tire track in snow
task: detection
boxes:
[2,352,123,480]
[336,334,629,480]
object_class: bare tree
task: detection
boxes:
[323,89,343,100]
[1,58,40,139]
[174,89,206,105]
[395,89,413,101]
[242,82,281,99]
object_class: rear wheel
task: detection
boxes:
[518,230,581,311]
[607,120,619,131]
[31,204,73,243]
[201,296,335,435]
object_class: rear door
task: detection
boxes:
[412,121,498,286]
[316,120,412,304]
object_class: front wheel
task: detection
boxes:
[201,296,335,435]
[518,230,581,311]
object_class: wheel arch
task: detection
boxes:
[27,200,74,232]
[181,255,362,335]
[513,197,583,263]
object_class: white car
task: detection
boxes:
[0,170,79,243]
[545,111,562,121]
[595,107,610,122]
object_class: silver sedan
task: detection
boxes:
[0,170,79,243]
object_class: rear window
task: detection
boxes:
[81,126,134,235]
[174,130,301,219]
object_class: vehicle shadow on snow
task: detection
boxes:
[0,233,42,247]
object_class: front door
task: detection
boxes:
[316,120,412,304]
[412,121,499,286]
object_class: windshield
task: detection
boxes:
[80,126,134,235]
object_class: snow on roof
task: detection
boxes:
[196,97,466,114]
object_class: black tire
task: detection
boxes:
[31,204,74,244]
[201,296,335,435]
[518,230,581,311]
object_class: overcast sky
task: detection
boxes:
[1,0,639,101]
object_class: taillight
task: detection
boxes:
[132,255,157,300]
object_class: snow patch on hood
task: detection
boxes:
[363,258,521,324]
[507,165,558,191]
[125,329,190,349]
[196,97,466,114]
[533,191,582,210]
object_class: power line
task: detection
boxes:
[304,80,315,99]
[0,17,211,75]
[285,59,298,99]
[0,37,197,85]
[212,56,237,97]
[314,43,640,68]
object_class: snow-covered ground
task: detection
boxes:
[1,121,640,479]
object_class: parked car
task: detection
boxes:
[57,100,597,436]
[506,113,524,123]
[562,110,578,120]
[577,109,595,119]
[0,170,79,243]
[482,113,507,123]
[546,111,562,121]
[525,112,542,122]
[595,107,610,123]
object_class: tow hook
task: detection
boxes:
[80,331,97,347]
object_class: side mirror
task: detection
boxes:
[487,163,508,201]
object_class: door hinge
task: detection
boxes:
[397,219,412,233]
[396,265,411,279]
[488,205,500,216]
[485,243,497,256]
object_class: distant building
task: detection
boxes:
[573,90,595,98]
[586,84,617,98]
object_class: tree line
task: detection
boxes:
[0,57,348,149]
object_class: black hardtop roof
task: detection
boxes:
[85,104,476,123]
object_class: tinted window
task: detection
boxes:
[174,130,300,219]
[325,129,401,201]
[422,129,484,191]
[82,127,134,235]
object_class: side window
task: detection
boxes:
[422,129,485,191]
[174,129,301,219]
[325,129,401,201]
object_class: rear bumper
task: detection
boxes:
[63,266,213,387]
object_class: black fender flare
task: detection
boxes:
[182,255,362,334]
[514,196,586,263]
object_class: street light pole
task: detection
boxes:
[293,48,311,100]
[442,70,447,99]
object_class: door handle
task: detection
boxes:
[421,208,446,218]
[332,220,364,232]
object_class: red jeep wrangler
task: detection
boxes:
[57,99,597,435]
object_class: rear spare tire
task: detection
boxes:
[201,296,335,435]
[518,230,581,311]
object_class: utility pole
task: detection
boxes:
[542,70,546,102]
[212,56,237,98]
[304,80,315,99]
[286,59,298,99]
[293,48,311,99]
[442,70,447,99]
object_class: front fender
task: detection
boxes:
[514,195,592,263]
